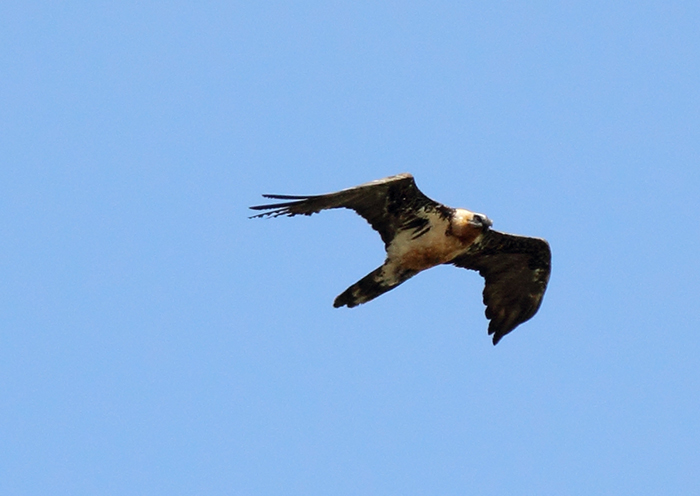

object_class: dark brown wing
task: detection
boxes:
[450,230,551,345]
[249,173,442,246]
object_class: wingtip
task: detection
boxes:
[261,193,310,200]
[488,321,509,345]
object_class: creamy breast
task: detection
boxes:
[385,208,483,273]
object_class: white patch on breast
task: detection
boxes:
[383,210,480,282]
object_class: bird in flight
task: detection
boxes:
[250,173,551,344]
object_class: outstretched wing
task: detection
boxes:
[450,230,551,345]
[249,173,442,246]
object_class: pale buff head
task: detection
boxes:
[450,208,492,241]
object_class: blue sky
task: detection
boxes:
[2,1,699,494]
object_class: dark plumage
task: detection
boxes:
[250,173,551,344]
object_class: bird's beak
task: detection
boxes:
[469,214,493,229]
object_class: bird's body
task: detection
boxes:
[250,173,551,344]
[387,208,482,272]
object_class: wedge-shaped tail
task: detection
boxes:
[334,266,415,308]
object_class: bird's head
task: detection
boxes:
[451,209,492,242]
[468,212,492,230]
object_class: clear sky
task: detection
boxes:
[2,2,699,495]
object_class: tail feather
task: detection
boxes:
[334,266,415,308]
